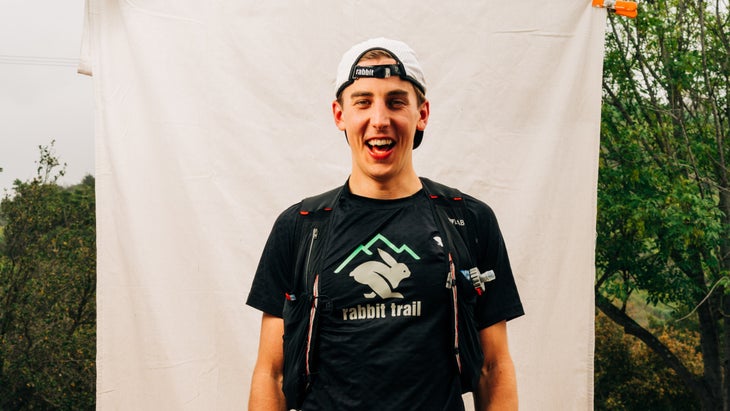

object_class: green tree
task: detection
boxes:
[596,0,729,409]
[595,310,701,410]
[0,144,96,409]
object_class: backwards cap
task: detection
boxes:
[334,38,428,148]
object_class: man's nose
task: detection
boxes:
[370,100,390,128]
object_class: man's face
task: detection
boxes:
[332,57,429,185]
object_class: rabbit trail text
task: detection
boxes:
[341,301,423,321]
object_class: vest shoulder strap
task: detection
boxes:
[301,186,342,214]
[420,177,468,209]
[293,185,343,294]
[420,177,476,261]
[420,177,483,392]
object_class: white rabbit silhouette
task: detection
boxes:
[349,248,411,299]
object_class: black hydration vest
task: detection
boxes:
[281,178,485,410]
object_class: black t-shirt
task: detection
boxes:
[246,182,524,410]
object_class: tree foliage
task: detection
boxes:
[596,0,729,409]
[595,310,701,410]
[0,143,96,410]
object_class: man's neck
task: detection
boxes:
[348,173,422,200]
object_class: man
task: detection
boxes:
[247,38,524,411]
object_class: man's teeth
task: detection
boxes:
[369,139,394,147]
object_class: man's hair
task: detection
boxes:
[337,49,427,106]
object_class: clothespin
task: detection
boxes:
[593,0,638,18]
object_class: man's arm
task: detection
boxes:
[472,320,518,411]
[249,313,286,411]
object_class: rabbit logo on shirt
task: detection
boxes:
[349,248,411,299]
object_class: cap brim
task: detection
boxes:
[414,130,423,149]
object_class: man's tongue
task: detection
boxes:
[368,141,394,160]
[372,144,391,153]
[368,139,394,154]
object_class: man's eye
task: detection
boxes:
[355,100,371,106]
[389,100,406,108]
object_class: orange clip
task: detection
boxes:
[593,0,638,18]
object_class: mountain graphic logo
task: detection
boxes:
[334,233,420,274]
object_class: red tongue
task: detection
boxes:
[369,143,393,159]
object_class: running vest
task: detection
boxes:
[281,178,485,410]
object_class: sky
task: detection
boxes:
[0,0,93,195]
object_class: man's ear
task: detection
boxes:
[417,100,430,131]
[332,100,346,131]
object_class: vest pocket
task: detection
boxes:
[454,270,484,393]
[282,295,311,409]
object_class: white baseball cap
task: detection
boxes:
[334,38,428,149]
[335,37,427,98]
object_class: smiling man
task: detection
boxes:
[246,38,524,411]
[332,45,428,199]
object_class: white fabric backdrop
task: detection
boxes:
[83,1,605,409]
